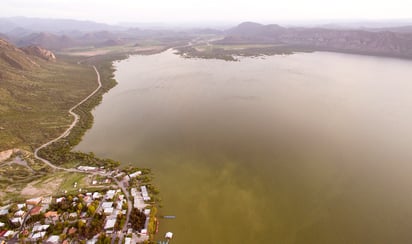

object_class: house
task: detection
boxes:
[125,237,131,244]
[45,235,60,244]
[130,188,138,197]
[103,207,114,215]
[42,196,53,204]
[26,197,42,208]
[11,217,22,225]
[68,227,77,235]
[30,231,46,241]
[105,190,116,200]
[29,206,42,216]
[92,192,101,200]
[104,218,116,230]
[0,209,8,216]
[83,196,92,204]
[0,222,5,229]
[77,166,97,171]
[17,203,25,210]
[141,186,150,201]
[3,230,14,238]
[101,202,113,209]
[116,200,123,210]
[56,197,65,203]
[69,212,78,220]
[45,211,58,218]
[32,225,49,232]
[165,232,173,239]
[45,211,59,223]
[14,210,25,217]
[129,171,142,178]
[86,238,98,244]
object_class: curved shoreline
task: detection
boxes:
[33,65,102,171]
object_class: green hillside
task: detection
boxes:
[0,39,97,152]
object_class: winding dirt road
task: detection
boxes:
[33,65,102,172]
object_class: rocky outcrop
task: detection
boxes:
[21,45,56,61]
[0,38,38,70]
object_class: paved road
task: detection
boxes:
[29,65,133,243]
[111,177,133,244]
[33,66,102,172]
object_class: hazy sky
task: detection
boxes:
[2,0,411,24]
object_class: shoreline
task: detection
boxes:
[34,65,102,172]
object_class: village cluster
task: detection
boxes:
[0,167,156,244]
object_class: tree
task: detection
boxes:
[87,205,96,215]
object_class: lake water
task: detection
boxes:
[76,50,412,243]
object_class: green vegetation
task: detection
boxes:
[0,50,127,202]
[175,43,313,61]
[0,55,97,151]
[37,53,125,169]
[130,208,147,231]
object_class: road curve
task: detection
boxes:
[33,65,102,172]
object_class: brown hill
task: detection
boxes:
[221,22,412,59]
[21,45,56,61]
[0,38,37,70]
[17,32,76,50]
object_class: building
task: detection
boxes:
[130,188,138,197]
[124,237,131,244]
[103,207,114,215]
[56,197,65,203]
[0,209,8,216]
[11,217,22,225]
[30,231,46,241]
[77,166,97,171]
[14,210,25,217]
[101,202,113,209]
[26,197,42,208]
[69,212,78,220]
[17,203,25,210]
[105,190,116,200]
[45,211,59,223]
[141,186,150,201]
[129,171,142,178]
[104,218,116,230]
[32,225,50,232]
[29,206,42,216]
[45,235,60,244]
[92,192,101,200]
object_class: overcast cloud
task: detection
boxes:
[1,0,411,24]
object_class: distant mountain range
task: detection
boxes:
[219,22,412,59]
[0,17,120,34]
[1,17,412,59]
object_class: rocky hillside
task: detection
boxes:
[0,38,38,70]
[0,38,56,81]
[21,45,56,61]
[220,22,412,58]
[16,32,76,50]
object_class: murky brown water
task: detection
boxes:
[76,50,412,243]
